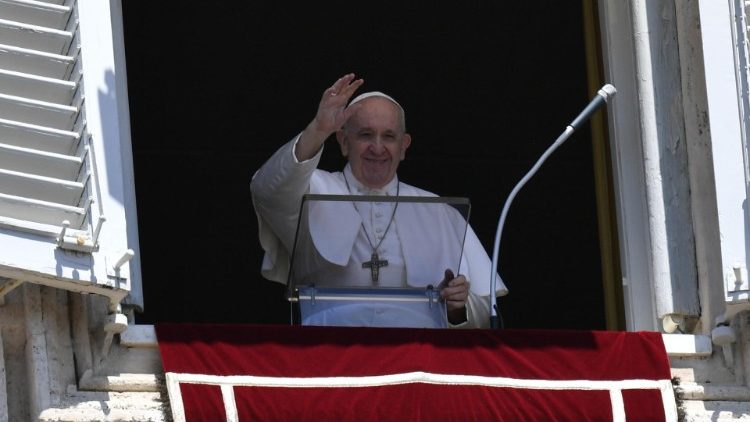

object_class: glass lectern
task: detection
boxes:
[287,194,470,328]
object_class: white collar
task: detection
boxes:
[343,164,399,196]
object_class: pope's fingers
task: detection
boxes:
[445,274,468,287]
[326,74,362,97]
[340,78,364,99]
[336,73,356,85]
[321,81,363,115]
[443,290,468,301]
[441,280,469,301]
[329,73,355,92]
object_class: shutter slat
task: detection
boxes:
[0,18,72,54]
[0,68,76,103]
[0,191,84,226]
[0,93,77,130]
[0,168,83,204]
[0,117,78,154]
[0,142,81,179]
[24,0,64,5]
[0,214,73,237]
[0,0,72,30]
[0,43,74,79]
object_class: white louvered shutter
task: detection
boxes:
[0,0,142,312]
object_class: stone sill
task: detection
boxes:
[121,325,713,358]
[677,383,750,401]
[662,333,712,358]
[120,324,158,348]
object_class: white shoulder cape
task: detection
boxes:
[257,166,508,297]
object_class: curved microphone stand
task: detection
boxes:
[489,84,617,329]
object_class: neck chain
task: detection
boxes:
[342,172,399,282]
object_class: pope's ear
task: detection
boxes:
[400,133,412,160]
[336,130,348,157]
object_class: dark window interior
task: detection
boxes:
[122,2,606,330]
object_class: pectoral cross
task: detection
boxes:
[362,253,388,283]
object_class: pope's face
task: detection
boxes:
[336,98,411,189]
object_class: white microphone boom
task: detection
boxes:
[489,84,617,329]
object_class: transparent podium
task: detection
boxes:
[287,194,470,329]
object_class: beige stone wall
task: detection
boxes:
[0,284,167,421]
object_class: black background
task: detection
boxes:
[121,1,606,329]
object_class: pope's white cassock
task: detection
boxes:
[251,135,508,328]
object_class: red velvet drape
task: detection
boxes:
[156,324,674,421]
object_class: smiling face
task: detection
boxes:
[336,97,411,189]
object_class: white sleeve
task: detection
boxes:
[250,134,323,282]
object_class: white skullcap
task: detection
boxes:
[349,91,403,111]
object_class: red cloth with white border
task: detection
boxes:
[155,324,675,421]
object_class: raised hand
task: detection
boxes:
[313,73,364,134]
[296,74,364,161]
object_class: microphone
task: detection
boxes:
[489,84,617,329]
[570,85,617,129]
